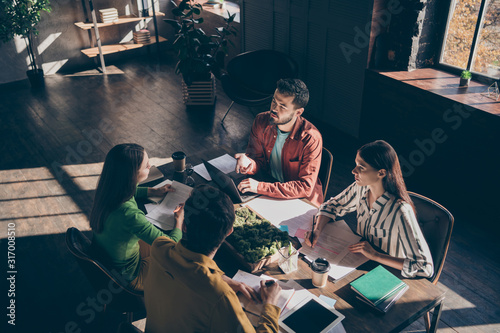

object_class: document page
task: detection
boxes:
[193,153,237,181]
[145,180,193,230]
[244,197,317,237]
[296,220,368,281]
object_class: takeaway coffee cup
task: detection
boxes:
[311,258,330,288]
[172,151,186,172]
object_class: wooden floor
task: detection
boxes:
[0,55,499,333]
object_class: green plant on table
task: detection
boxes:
[460,70,472,79]
[0,0,51,74]
[227,208,289,263]
[164,0,237,85]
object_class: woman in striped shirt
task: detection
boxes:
[305,140,433,278]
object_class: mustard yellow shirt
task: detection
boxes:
[144,236,280,333]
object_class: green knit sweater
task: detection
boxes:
[93,187,182,282]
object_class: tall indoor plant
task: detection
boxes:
[165,0,237,86]
[0,0,51,87]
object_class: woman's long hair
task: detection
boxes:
[358,140,415,213]
[89,143,145,233]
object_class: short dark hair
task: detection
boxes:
[276,78,309,109]
[183,185,235,255]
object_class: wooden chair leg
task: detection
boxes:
[424,312,431,332]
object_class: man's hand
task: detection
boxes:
[237,178,259,194]
[234,153,253,174]
[222,276,260,303]
[348,241,378,260]
[148,184,175,197]
[260,280,282,306]
[173,203,184,230]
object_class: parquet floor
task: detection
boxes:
[0,55,498,333]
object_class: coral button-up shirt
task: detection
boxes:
[245,111,324,207]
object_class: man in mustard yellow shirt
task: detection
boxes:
[144,185,282,333]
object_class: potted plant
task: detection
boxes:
[165,0,237,104]
[459,70,472,87]
[0,0,51,88]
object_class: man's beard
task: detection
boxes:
[269,111,294,126]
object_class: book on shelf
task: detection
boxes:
[350,265,408,314]
[99,8,118,23]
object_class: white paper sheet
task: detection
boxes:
[296,220,368,281]
[193,153,237,181]
[145,180,193,230]
[147,179,173,204]
[244,197,317,237]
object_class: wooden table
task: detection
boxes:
[150,146,446,333]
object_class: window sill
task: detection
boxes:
[196,1,240,23]
[372,68,500,116]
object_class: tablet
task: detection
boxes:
[279,297,345,333]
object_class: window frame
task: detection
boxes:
[437,0,499,84]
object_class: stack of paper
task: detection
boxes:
[193,153,236,181]
[99,8,118,23]
[350,265,408,313]
[145,180,193,231]
[133,29,151,44]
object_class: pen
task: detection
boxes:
[310,215,316,245]
[265,280,276,286]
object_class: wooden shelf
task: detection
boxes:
[81,36,167,58]
[75,12,165,30]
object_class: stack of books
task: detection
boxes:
[99,8,118,23]
[133,29,151,44]
[350,265,408,314]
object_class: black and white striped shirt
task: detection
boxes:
[317,182,434,278]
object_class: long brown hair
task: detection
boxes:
[89,143,145,233]
[358,140,415,213]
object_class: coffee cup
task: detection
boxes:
[172,151,186,172]
[311,258,330,288]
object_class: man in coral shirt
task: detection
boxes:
[235,78,324,207]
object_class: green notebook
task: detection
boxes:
[350,265,407,306]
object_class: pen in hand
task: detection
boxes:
[310,216,316,247]
[265,280,276,286]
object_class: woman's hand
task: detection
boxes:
[303,215,331,248]
[222,276,260,303]
[148,184,175,197]
[348,241,378,260]
[304,230,320,248]
[173,203,184,230]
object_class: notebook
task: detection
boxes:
[350,265,408,313]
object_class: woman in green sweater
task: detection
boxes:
[90,143,183,291]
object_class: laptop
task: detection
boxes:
[202,159,259,204]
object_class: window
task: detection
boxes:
[440,0,500,80]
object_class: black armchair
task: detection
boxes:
[220,50,299,123]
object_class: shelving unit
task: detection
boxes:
[75,0,166,73]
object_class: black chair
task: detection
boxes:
[409,192,454,332]
[65,227,145,323]
[318,147,333,199]
[220,50,299,124]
